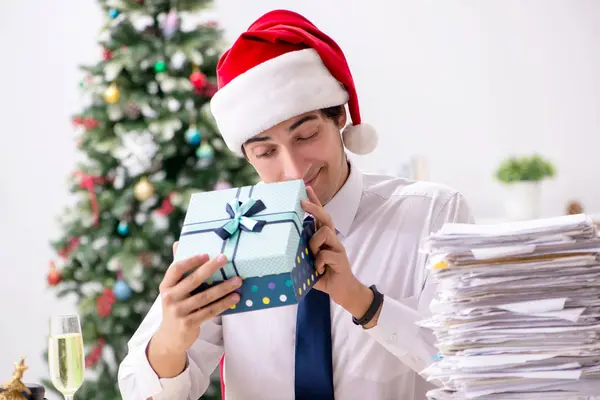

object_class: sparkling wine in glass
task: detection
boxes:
[48,315,85,400]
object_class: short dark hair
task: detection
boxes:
[240,105,345,158]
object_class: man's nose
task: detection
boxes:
[281,151,305,180]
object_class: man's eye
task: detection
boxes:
[256,149,275,158]
[298,130,318,141]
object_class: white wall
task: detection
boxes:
[0,1,599,398]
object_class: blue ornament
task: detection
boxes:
[109,9,120,19]
[117,221,129,236]
[196,142,214,159]
[185,127,201,146]
[113,280,132,301]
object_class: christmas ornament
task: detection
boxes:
[154,60,167,73]
[134,176,155,201]
[108,9,119,19]
[113,131,159,177]
[0,357,32,400]
[162,8,179,39]
[47,262,61,286]
[97,288,115,317]
[59,237,80,259]
[113,280,132,301]
[73,171,108,226]
[117,221,129,236]
[71,116,83,126]
[190,69,207,90]
[103,48,112,61]
[214,180,232,191]
[104,82,120,104]
[196,141,214,159]
[83,116,99,129]
[85,339,105,368]
[124,103,141,119]
[185,126,201,146]
[157,195,174,215]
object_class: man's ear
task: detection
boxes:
[337,106,348,130]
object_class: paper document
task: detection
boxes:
[420,214,600,399]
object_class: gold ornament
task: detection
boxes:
[104,82,120,104]
[134,177,155,201]
[0,357,30,400]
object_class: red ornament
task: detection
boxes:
[47,262,62,286]
[190,70,207,90]
[157,195,174,215]
[103,48,112,61]
[96,288,116,318]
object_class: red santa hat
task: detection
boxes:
[210,9,377,156]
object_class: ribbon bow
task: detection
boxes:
[215,198,267,240]
[73,171,108,226]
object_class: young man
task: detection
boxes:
[118,9,474,400]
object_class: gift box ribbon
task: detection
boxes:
[214,198,267,240]
[180,185,303,280]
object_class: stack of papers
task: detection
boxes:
[419,214,600,399]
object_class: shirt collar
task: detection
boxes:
[323,161,363,237]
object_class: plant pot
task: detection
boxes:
[504,181,541,221]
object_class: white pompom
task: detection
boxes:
[341,123,378,155]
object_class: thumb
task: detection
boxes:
[172,241,179,257]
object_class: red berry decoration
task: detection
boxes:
[103,48,112,61]
[47,262,62,286]
[190,70,207,90]
[71,116,83,126]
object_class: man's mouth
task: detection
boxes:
[304,168,321,186]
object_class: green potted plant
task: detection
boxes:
[495,154,556,220]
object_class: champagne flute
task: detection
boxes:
[48,315,85,400]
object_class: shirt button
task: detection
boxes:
[388,333,397,342]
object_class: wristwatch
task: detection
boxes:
[352,285,384,327]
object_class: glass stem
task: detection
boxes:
[64,396,74,400]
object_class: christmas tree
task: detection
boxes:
[43,0,258,398]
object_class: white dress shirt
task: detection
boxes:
[118,163,474,400]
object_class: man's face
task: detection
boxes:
[242,109,348,205]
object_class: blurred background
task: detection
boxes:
[1,0,599,399]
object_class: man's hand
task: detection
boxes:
[146,245,242,378]
[301,186,381,328]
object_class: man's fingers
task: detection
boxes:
[172,241,179,257]
[301,200,335,231]
[188,292,241,325]
[160,253,209,292]
[315,249,338,275]
[176,277,242,315]
[306,186,323,207]
[309,226,341,255]
[171,254,230,300]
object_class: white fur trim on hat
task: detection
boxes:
[342,123,378,155]
[210,48,349,156]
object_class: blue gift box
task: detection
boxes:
[173,179,322,315]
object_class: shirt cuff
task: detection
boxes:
[364,294,437,373]
[133,338,193,400]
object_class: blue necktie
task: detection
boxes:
[294,216,335,399]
